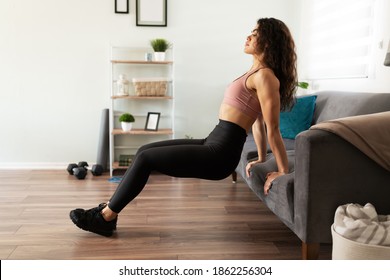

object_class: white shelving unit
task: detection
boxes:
[109,46,175,175]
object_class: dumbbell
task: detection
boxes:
[67,161,104,179]
[90,164,104,176]
[67,161,89,179]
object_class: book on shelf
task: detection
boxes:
[119,154,134,166]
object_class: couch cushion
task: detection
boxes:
[280,95,317,139]
[313,91,390,124]
[241,133,295,161]
[246,151,296,225]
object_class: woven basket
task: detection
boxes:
[132,78,168,96]
[331,225,390,260]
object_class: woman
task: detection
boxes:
[70,17,297,237]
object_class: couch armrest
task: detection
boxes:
[294,129,390,243]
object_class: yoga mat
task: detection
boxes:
[96,108,109,171]
[108,176,122,183]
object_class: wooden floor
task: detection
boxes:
[0,170,332,260]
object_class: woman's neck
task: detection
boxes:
[250,56,265,71]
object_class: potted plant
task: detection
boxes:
[119,113,135,132]
[297,82,309,89]
[150,38,171,61]
[297,81,310,96]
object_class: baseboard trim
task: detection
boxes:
[0,162,69,170]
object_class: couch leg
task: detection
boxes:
[302,242,320,260]
[231,171,237,183]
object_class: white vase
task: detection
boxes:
[154,52,166,61]
[116,74,129,96]
[121,122,133,132]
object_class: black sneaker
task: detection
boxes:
[69,203,117,237]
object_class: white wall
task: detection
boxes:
[5,0,389,169]
[0,0,302,168]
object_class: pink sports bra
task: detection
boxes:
[222,68,263,121]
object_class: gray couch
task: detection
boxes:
[233,91,390,259]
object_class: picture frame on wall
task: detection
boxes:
[145,112,161,131]
[136,0,167,27]
[115,0,129,14]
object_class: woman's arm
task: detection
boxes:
[245,116,267,177]
[252,69,289,195]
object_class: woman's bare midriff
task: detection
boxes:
[218,103,257,133]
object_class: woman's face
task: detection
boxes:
[244,26,258,55]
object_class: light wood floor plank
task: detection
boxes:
[0,170,331,260]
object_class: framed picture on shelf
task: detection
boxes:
[145,112,160,131]
[136,0,167,27]
[115,0,129,14]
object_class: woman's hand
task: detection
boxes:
[264,172,286,195]
[245,160,263,177]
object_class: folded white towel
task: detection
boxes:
[334,203,390,246]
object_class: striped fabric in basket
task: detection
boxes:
[332,203,390,259]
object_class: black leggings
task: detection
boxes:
[108,120,247,213]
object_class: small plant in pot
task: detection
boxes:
[297,82,309,89]
[119,113,135,132]
[150,38,171,61]
[297,81,310,95]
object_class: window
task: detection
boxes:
[302,0,377,79]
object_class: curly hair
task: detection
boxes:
[256,18,297,111]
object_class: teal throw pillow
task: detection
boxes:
[280,95,317,139]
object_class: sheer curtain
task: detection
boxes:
[301,0,377,79]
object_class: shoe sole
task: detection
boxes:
[69,211,113,237]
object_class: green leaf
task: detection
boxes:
[297,82,309,89]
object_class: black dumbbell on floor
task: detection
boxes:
[67,162,88,179]
[91,164,104,176]
[66,163,78,175]
[67,161,104,179]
